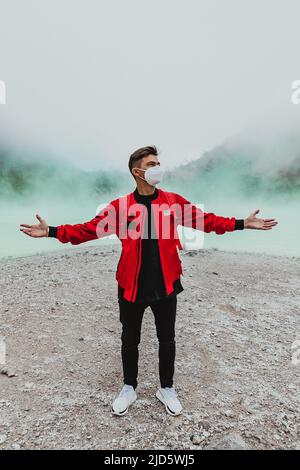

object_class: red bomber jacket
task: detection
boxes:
[49,188,243,302]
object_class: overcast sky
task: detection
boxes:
[0,0,299,169]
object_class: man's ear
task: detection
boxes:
[132,167,142,179]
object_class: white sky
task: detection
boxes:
[0,0,299,169]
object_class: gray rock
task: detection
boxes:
[198,420,211,431]
[0,434,7,444]
[11,443,21,450]
[206,433,250,450]
[1,367,17,377]
[190,434,203,445]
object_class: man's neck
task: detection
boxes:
[135,182,156,196]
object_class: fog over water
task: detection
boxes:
[1,117,299,258]
[0,1,299,258]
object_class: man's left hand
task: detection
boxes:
[244,209,278,230]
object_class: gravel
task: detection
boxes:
[0,244,299,450]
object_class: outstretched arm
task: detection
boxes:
[172,194,278,234]
[19,201,119,245]
[173,193,241,234]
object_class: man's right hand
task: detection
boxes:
[20,214,49,238]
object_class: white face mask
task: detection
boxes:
[134,165,164,186]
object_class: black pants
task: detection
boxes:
[118,295,177,390]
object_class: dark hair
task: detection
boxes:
[128,145,158,176]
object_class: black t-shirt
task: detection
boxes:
[118,187,184,303]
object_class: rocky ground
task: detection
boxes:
[0,244,299,450]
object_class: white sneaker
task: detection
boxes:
[111,384,137,416]
[156,386,183,416]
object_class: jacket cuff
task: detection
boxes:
[234,219,244,230]
[48,226,58,238]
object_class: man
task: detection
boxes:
[20,145,278,417]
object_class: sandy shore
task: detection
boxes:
[0,244,299,450]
